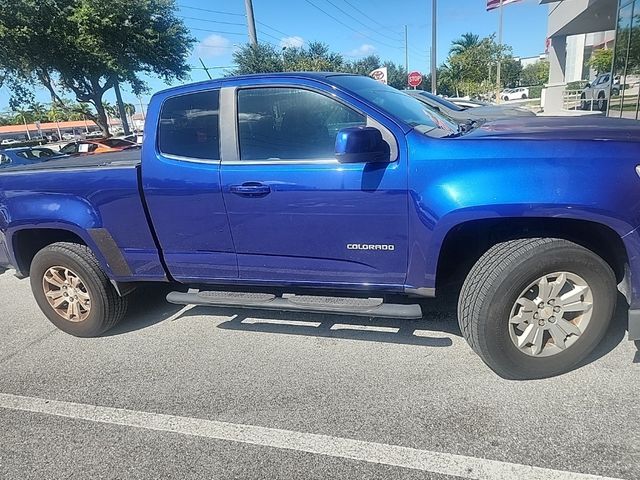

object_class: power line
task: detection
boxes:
[302,0,402,50]
[257,30,283,43]
[324,0,401,43]
[179,16,245,27]
[342,0,387,29]
[190,27,247,36]
[178,5,245,17]
[256,20,291,38]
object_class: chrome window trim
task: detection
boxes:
[160,153,220,165]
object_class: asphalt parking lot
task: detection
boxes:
[0,269,638,479]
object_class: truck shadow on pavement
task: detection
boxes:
[109,289,634,368]
[108,288,458,347]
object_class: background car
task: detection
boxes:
[84,131,104,139]
[501,87,529,101]
[407,90,536,122]
[0,147,66,168]
[58,138,138,155]
[580,73,621,111]
[117,133,144,145]
[0,138,20,146]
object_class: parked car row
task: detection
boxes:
[0,138,138,168]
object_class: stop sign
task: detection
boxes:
[408,71,422,88]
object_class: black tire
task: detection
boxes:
[458,238,616,379]
[29,242,127,337]
[580,94,588,110]
[597,92,607,111]
[521,94,527,99]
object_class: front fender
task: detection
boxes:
[405,131,640,292]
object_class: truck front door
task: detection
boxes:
[219,85,408,288]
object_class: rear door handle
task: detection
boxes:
[229,182,271,197]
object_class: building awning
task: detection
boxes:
[542,0,616,37]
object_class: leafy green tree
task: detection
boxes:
[231,44,285,74]
[520,60,549,86]
[0,0,194,136]
[382,61,408,90]
[284,42,344,71]
[450,33,481,56]
[500,58,523,88]
[444,34,512,96]
[345,55,383,76]
[588,48,614,74]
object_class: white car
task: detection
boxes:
[501,87,529,101]
[580,73,621,111]
[0,138,20,146]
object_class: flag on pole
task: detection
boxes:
[487,0,521,11]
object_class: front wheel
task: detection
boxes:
[30,242,128,337]
[458,238,616,379]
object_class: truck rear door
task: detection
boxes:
[141,88,238,282]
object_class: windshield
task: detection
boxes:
[414,91,465,112]
[330,75,457,137]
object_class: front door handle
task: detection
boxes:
[229,182,271,197]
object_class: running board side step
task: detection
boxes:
[166,291,423,319]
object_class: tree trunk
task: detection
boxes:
[92,99,111,137]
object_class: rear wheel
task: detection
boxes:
[30,242,128,337]
[458,238,616,379]
[597,92,607,111]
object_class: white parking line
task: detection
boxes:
[0,392,623,480]
[330,324,400,333]
[241,318,322,327]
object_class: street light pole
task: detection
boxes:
[404,25,409,82]
[245,0,258,47]
[114,80,131,135]
[496,0,504,103]
[431,0,437,94]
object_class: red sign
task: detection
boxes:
[408,71,422,88]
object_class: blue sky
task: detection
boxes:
[0,0,548,112]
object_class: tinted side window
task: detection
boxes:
[159,90,220,160]
[101,138,132,148]
[59,143,77,154]
[237,87,366,161]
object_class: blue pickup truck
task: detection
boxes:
[1,72,639,379]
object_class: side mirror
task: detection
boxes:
[335,127,390,164]
[585,83,591,88]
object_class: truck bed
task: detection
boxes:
[0,147,164,282]
[0,149,141,173]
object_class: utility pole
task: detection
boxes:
[431,0,437,94]
[199,58,212,80]
[496,0,504,103]
[404,25,409,84]
[113,80,131,136]
[245,0,258,47]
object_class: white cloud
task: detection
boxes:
[346,44,376,57]
[196,34,231,58]
[280,36,304,49]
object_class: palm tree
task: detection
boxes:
[449,33,481,56]
[29,102,47,122]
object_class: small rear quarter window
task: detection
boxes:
[158,90,220,160]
